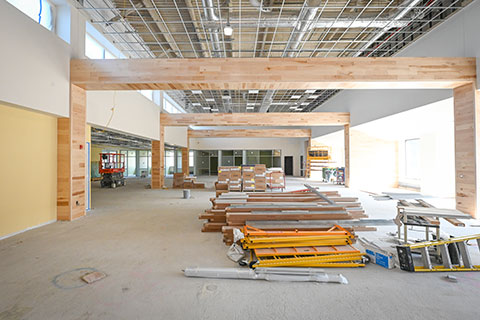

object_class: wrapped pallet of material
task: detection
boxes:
[218,166,231,183]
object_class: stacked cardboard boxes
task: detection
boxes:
[228,166,242,191]
[266,168,285,190]
[218,166,231,184]
[242,165,255,191]
[254,164,266,191]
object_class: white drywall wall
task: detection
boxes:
[190,137,307,176]
[164,127,188,147]
[0,0,70,117]
[87,91,161,140]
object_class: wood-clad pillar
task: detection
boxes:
[453,83,479,217]
[151,124,165,189]
[344,124,350,187]
[57,84,86,221]
[181,147,189,176]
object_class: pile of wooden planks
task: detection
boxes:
[200,189,368,234]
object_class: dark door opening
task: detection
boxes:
[284,156,293,176]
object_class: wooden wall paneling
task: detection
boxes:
[344,124,350,188]
[57,118,71,221]
[151,124,165,189]
[182,147,189,176]
[188,128,312,138]
[57,84,86,221]
[453,83,478,217]
[162,113,349,126]
[70,57,476,90]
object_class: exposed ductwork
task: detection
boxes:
[259,90,275,112]
[202,0,222,57]
[249,0,272,13]
[285,0,322,57]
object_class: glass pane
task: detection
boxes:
[128,151,136,156]
[139,150,147,156]
[139,157,148,169]
[273,157,281,167]
[128,157,136,176]
[85,34,104,59]
[234,150,243,156]
[222,150,234,156]
[273,150,281,156]
[260,150,272,156]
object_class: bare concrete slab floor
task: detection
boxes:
[1,177,479,320]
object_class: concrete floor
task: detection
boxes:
[1,177,479,320]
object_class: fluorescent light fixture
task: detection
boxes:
[301,102,309,105]
[308,95,319,99]
[291,95,301,99]
[211,108,219,112]
[191,90,202,94]
[289,106,297,109]
[247,102,256,105]
[192,103,201,106]
[205,98,215,102]
[246,106,254,110]
[272,102,288,105]
[224,25,233,36]
[248,90,259,94]
[222,95,230,99]
[202,106,211,109]
[305,89,316,94]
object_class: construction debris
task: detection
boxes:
[183,267,348,284]
[81,271,106,284]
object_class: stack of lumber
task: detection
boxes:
[173,173,205,189]
[200,189,368,234]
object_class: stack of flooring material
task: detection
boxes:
[200,189,367,233]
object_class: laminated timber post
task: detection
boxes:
[182,130,189,176]
[344,124,350,188]
[151,123,165,189]
[453,83,479,218]
[57,84,86,221]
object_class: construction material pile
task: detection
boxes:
[217,165,267,192]
[200,185,368,235]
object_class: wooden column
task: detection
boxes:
[151,124,165,189]
[57,84,86,221]
[453,83,479,217]
[181,147,189,176]
[344,124,350,187]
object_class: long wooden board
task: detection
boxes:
[70,57,476,90]
[188,129,312,138]
[162,112,349,126]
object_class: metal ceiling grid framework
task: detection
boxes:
[77,0,472,113]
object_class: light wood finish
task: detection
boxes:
[188,128,312,138]
[70,57,476,90]
[182,147,189,176]
[57,84,86,221]
[344,124,350,187]
[162,113,349,126]
[453,83,479,217]
[151,121,165,189]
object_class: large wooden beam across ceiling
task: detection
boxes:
[161,112,349,126]
[70,57,476,90]
[188,128,312,138]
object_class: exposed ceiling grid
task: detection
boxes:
[78,0,471,113]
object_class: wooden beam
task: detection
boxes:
[162,113,348,126]
[70,57,476,90]
[453,83,479,217]
[188,128,312,138]
[344,124,350,188]
[57,84,86,221]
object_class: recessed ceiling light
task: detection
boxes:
[308,95,319,99]
[248,90,259,94]
[291,95,301,99]
[305,89,316,94]
[191,90,202,94]
[205,98,215,102]
[192,103,201,106]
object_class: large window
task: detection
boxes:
[7,0,55,31]
[405,139,421,180]
[164,94,185,114]
[85,33,116,59]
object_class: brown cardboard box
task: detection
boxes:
[230,171,242,180]
[254,164,266,174]
[242,171,255,180]
[218,171,230,181]
[254,176,266,184]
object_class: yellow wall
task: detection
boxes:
[0,103,57,238]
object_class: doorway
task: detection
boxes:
[284,156,293,175]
